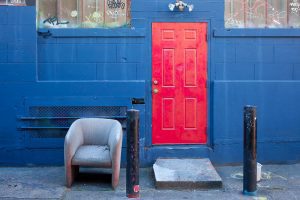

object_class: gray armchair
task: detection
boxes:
[64,118,123,189]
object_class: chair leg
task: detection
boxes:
[66,165,79,188]
[112,167,120,190]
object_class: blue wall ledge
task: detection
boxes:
[38,28,146,38]
[214,29,300,37]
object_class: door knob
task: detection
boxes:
[153,89,159,94]
[153,80,159,85]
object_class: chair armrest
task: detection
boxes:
[108,121,123,164]
[64,121,84,165]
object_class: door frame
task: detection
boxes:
[146,19,213,148]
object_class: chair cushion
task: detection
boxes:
[72,145,112,167]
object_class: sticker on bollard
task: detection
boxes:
[126,109,140,198]
[133,185,140,193]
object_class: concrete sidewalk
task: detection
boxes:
[0,164,299,200]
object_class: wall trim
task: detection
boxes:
[213,29,300,38]
[38,28,146,38]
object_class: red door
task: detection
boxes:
[152,23,207,145]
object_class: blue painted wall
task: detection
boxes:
[0,0,300,166]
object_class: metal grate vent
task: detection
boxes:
[21,106,127,140]
[28,118,77,128]
[29,129,67,138]
[29,106,127,117]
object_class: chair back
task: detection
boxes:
[77,118,118,145]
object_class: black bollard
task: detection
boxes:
[243,106,257,196]
[126,109,140,198]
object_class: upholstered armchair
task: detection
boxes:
[64,118,123,189]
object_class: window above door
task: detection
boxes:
[225,0,300,28]
[37,0,130,29]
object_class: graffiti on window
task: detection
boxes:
[0,0,35,6]
[290,0,300,14]
[43,16,69,26]
[107,0,125,9]
[225,0,300,28]
[38,0,130,29]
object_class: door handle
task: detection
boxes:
[153,88,159,94]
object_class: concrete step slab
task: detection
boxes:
[153,158,222,190]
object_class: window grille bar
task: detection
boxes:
[287,0,290,26]
[265,0,268,27]
[244,0,247,27]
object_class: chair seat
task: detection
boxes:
[72,145,112,167]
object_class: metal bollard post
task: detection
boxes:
[243,105,257,196]
[126,109,140,198]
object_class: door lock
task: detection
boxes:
[153,88,159,94]
[153,80,159,85]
